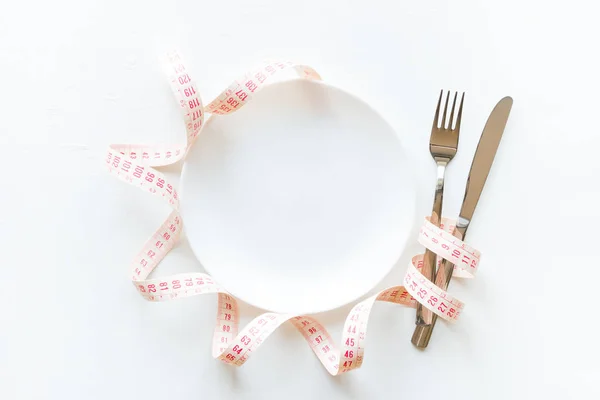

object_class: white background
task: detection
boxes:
[1,0,598,399]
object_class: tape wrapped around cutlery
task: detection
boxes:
[105,51,481,374]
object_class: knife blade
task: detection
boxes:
[455,96,513,237]
[411,96,513,348]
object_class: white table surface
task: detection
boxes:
[1,0,598,398]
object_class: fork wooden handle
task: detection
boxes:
[415,161,446,325]
[412,258,456,347]
[415,248,437,325]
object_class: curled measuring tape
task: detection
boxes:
[105,52,481,374]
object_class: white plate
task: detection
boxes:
[180,79,417,314]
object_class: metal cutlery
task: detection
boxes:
[415,90,464,326]
[412,96,514,348]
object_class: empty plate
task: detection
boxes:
[180,78,417,314]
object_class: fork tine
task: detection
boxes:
[448,92,458,129]
[441,91,450,129]
[454,92,465,132]
[433,90,443,129]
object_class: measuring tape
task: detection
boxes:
[105,52,481,375]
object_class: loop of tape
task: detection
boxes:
[419,217,481,279]
[106,52,481,374]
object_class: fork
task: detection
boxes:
[415,90,464,326]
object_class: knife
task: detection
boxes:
[411,96,513,348]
